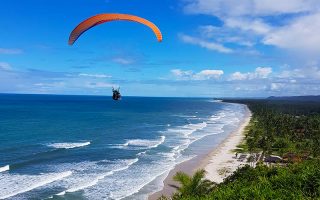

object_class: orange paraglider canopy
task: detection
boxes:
[69,14,163,45]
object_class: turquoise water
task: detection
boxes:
[0,94,246,200]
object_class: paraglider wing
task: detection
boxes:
[69,14,163,45]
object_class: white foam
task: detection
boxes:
[167,122,208,137]
[0,165,9,173]
[208,99,222,103]
[172,114,198,119]
[84,157,174,200]
[47,142,90,149]
[0,171,72,199]
[137,151,147,156]
[54,158,139,197]
[112,136,165,150]
[184,122,207,131]
[107,153,197,200]
[55,171,113,196]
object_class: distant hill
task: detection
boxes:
[267,95,320,102]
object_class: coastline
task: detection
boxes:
[149,104,252,199]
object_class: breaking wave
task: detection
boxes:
[47,142,91,149]
[0,165,9,173]
[0,171,72,199]
[111,136,165,150]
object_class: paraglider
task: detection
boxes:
[112,87,121,101]
[68,13,163,45]
[68,13,163,100]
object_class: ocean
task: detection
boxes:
[0,94,247,200]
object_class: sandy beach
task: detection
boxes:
[149,105,252,199]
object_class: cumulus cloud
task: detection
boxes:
[194,70,224,80]
[229,67,272,80]
[255,67,273,78]
[179,34,233,53]
[225,64,320,96]
[229,72,248,81]
[171,69,224,80]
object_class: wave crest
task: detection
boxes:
[0,165,9,173]
[0,171,72,199]
[112,136,165,150]
[47,142,90,149]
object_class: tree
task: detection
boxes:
[171,169,215,199]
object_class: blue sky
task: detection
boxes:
[1,0,320,97]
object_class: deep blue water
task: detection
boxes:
[0,94,246,200]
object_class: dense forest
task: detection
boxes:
[161,99,320,200]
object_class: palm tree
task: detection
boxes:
[171,169,215,199]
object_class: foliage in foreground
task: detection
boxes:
[171,169,215,199]
[162,160,320,200]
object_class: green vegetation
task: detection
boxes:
[161,99,320,200]
[171,169,215,199]
[230,99,320,159]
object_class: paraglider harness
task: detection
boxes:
[112,87,121,101]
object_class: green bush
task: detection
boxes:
[165,160,320,200]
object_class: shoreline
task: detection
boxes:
[148,104,252,199]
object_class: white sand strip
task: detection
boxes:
[203,106,252,183]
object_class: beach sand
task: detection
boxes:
[149,105,252,199]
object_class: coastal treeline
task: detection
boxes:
[161,99,320,200]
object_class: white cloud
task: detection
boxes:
[171,69,224,80]
[0,48,23,54]
[229,67,272,80]
[225,18,272,35]
[171,69,193,78]
[78,73,111,78]
[199,25,255,47]
[229,72,248,81]
[179,34,233,53]
[34,82,65,88]
[0,62,12,71]
[270,83,285,91]
[194,70,224,80]
[255,67,273,78]
[112,57,135,65]
[252,0,319,16]
[183,0,320,55]
[225,64,320,96]
[85,82,116,89]
[198,25,218,38]
[278,66,320,80]
[263,13,320,52]
[183,0,320,17]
